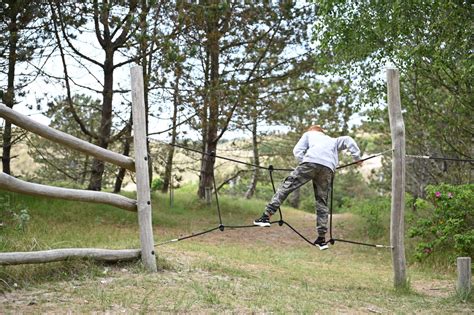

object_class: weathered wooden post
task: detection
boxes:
[457,257,471,297]
[131,66,157,272]
[387,68,407,288]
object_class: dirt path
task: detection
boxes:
[1,212,469,313]
[165,212,354,248]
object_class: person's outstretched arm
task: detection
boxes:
[293,133,309,163]
[336,136,361,161]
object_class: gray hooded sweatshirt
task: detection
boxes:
[293,131,361,171]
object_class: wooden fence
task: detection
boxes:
[0,66,157,272]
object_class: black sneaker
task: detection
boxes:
[253,214,271,227]
[314,236,329,250]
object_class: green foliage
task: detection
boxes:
[269,80,356,135]
[12,209,30,232]
[151,177,164,191]
[1,189,468,312]
[332,169,374,209]
[0,193,31,233]
[349,196,391,239]
[315,1,472,195]
[408,184,474,262]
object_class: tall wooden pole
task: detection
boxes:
[387,68,407,288]
[131,66,157,272]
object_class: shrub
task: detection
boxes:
[12,209,30,231]
[408,184,474,261]
[151,178,164,191]
[0,193,31,232]
[349,196,391,239]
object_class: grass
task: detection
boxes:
[0,188,472,313]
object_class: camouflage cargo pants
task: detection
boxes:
[265,162,334,237]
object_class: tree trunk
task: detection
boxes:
[113,134,131,193]
[88,52,114,191]
[198,20,220,199]
[2,122,12,175]
[113,113,132,194]
[2,12,18,175]
[80,150,89,186]
[162,66,181,193]
[245,116,259,199]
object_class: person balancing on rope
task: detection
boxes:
[253,125,362,250]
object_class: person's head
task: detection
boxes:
[307,125,325,133]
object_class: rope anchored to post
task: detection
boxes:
[406,155,473,163]
[152,140,394,250]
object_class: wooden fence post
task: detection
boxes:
[457,257,471,297]
[387,68,407,288]
[131,66,157,272]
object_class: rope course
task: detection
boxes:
[150,136,395,249]
[406,155,474,163]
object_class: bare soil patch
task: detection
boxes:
[168,212,353,248]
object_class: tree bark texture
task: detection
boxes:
[162,66,181,193]
[113,130,131,193]
[2,10,18,175]
[198,10,220,198]
[0,172,137,211]
[88,51,114,190]
[0,248,141,265]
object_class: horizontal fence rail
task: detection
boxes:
[0,248,141,265]
[0,103,135,171]
[0,66,156,271]
[0,172,137,211]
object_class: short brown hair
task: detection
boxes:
[307,125,324,132]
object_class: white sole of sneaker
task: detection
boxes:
[317,244,329,250]
[253,222,271,227]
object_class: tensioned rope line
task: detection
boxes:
[152,137,394,248]
[263,164,393,249]
[147,137,291,171]
[406,155,474,163]
[327,175,393,249]
[147,137,393,172]
[336,148,393,170]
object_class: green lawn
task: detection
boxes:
[0,189,472,313]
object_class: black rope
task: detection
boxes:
[327,172,392,249]
[406,154,474,163]
[336,148,394,170]
[148,137,292,171]
[155,226,221,246]
[224,221,281,229]
[155,221,281,246]
[267,165,321,246]
[281,221,315,246]
[331,238,391,248]
[148,137,393,172]
[150,136,393,249]
[268,165,284,223]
